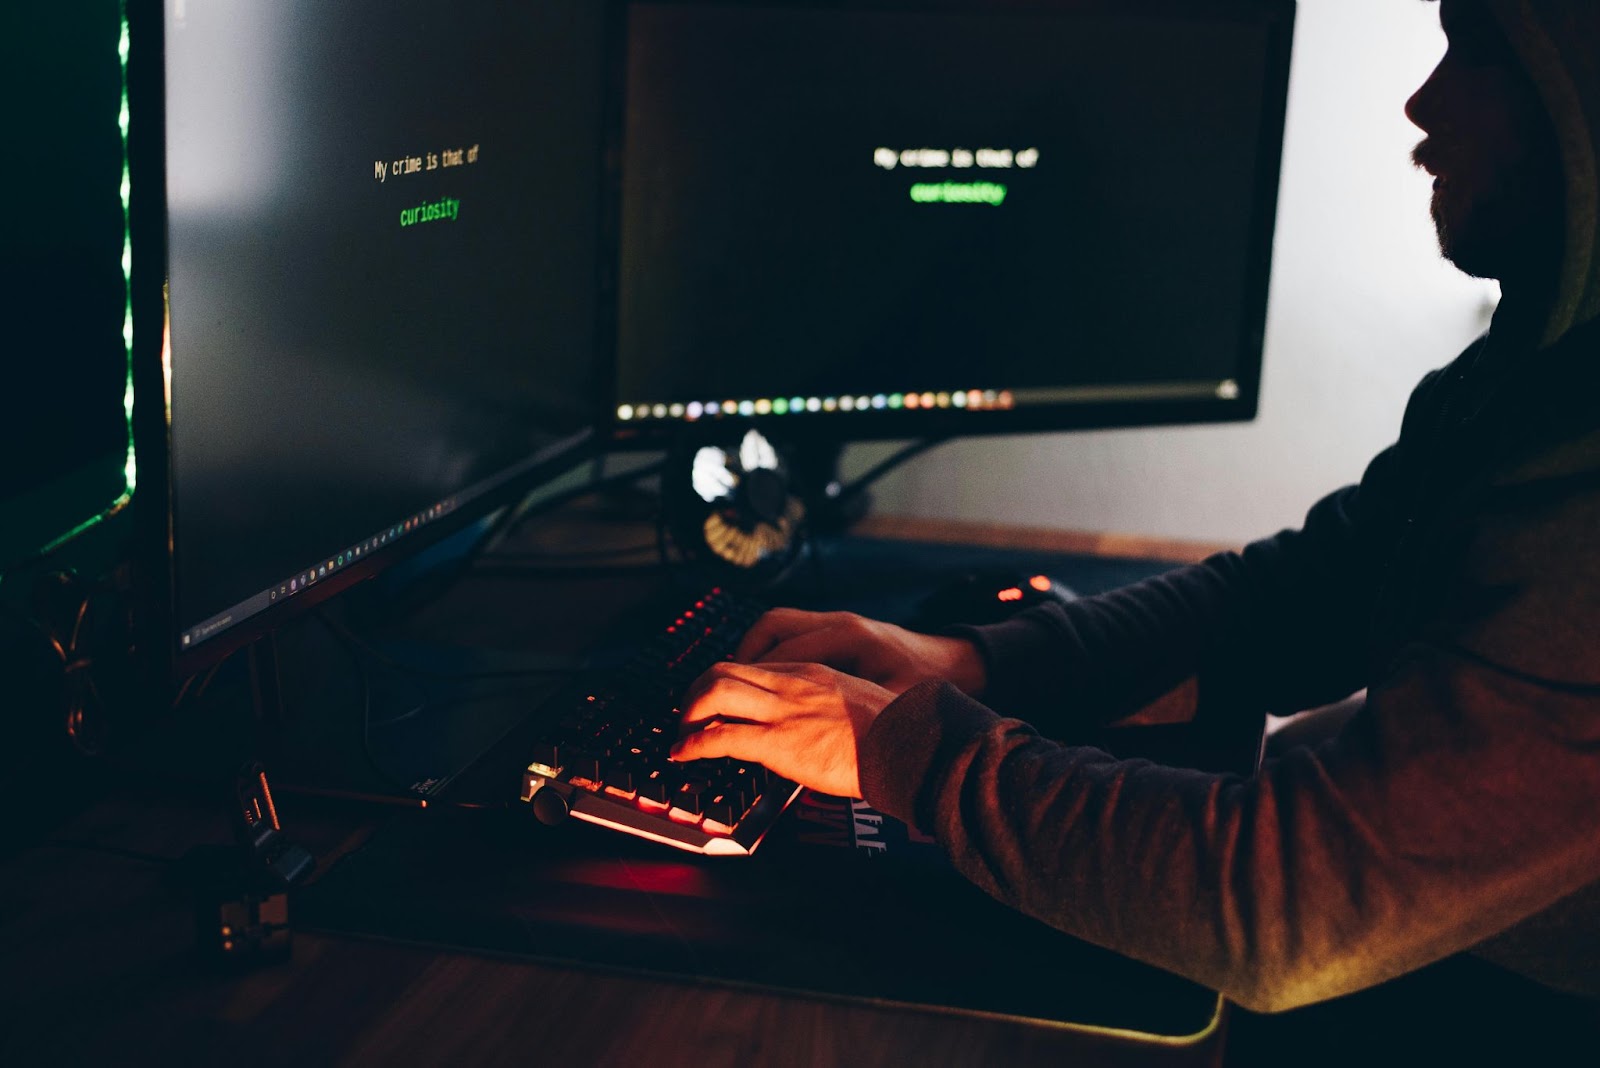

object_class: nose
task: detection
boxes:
[1406,57,1447,133]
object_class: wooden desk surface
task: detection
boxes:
[850,515,1235,566]
[1,791,1224,1068]
[1,521,1233,1067]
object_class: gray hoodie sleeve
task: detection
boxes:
[856,396,1600,1010]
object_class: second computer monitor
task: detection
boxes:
[134,0,608,674]
[610,0,1293,439]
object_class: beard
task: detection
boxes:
[1426,152,1564,285]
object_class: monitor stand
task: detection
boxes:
[787,437,950,536]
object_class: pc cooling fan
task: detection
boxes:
[664,424,806,588]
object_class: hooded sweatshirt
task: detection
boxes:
[1492,0,1600,346]
[857,0,1600,1013]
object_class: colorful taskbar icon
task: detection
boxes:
[616,389,1016,422]
[270,500,456,602]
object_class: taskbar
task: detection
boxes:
[177,497,458,653]
[615,379,1239,424]
[173,428,594,659]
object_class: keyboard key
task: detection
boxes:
[705,792,739,826]
[521,590,800,854]
[567,753,602,781]
[673,783,707,815]
[637,769,673,803]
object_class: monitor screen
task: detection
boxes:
[610,0,1292,438]
[146,0,606,664]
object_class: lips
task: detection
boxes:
[1412,139,1450,180]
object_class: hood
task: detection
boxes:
[1487,0,1600,348]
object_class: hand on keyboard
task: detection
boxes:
[520,589,809,855]
[672,659,897,800]
[732,608,987,697]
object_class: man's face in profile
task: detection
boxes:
[1407,0,1562,285]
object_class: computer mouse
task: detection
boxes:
[909,567,1076,630]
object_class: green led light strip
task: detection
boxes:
[7,2,139,578]
[119,0,137,499]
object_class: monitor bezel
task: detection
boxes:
[127,0,603,686]
[600,0,1295,446]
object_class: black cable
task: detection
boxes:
[469,453,676,577]
[169,653,236,713]
[311,611,582,792]
[312,608,431,792]
[170,673,197,710]
[454,455,666,584]
[485,457,667,550]
[190,657,228,703]
[475,452,614,557]
[355,642,413,792]
[832,437,949,505]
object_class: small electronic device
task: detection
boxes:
[233,762,315,889]
[662,424,809,587]
[184,764,313,970]
[912,568,1078,630]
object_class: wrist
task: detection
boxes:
[940,637,988,697]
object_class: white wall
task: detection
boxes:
[855,0,1499,546]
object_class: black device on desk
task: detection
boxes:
[126,0,1293,856]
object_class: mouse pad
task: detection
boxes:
[298,779,1222,1040]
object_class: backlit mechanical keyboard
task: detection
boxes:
[520,588,803,856]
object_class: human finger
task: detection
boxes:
[669,719,771,764]
[678,662,793,728]
[734,608,843,662]
[683,659,796,701]
[758,627,866,673]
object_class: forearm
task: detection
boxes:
[860,666,1600,1012]
[949,441,1423,737]
[957,540,1372,736]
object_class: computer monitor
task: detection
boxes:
[608,0,1293,443]
[128,0,609,682]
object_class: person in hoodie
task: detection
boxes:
[672,0,1600,1021]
